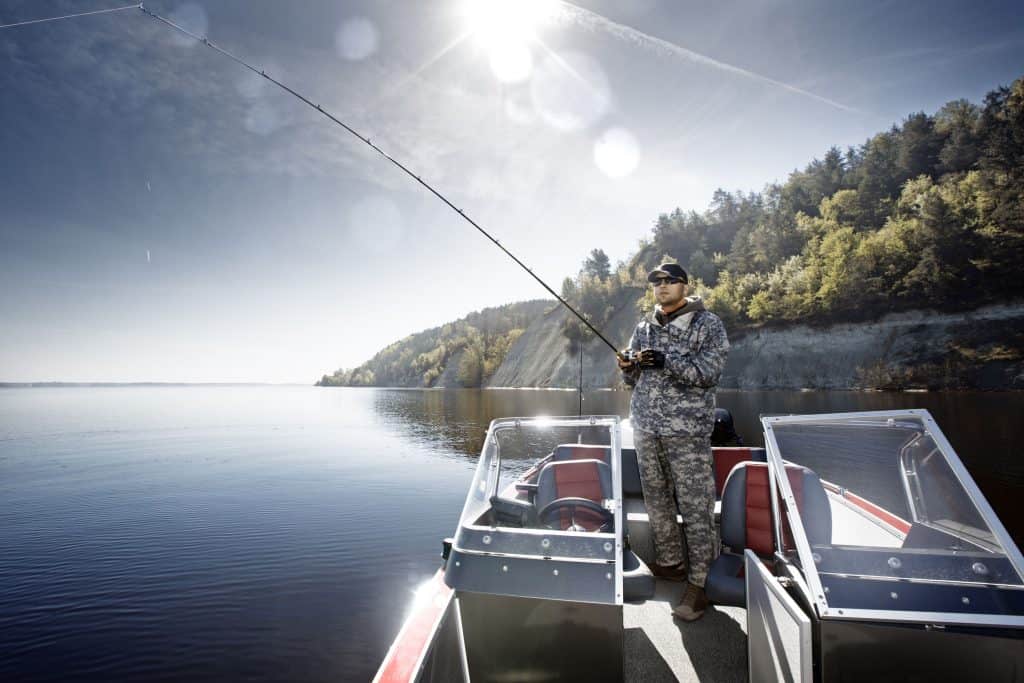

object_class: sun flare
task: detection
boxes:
[462,0,557,83]
[462,0,558,45]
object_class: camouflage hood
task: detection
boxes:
[652,296,705,326]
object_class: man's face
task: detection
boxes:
[652,276,687,308]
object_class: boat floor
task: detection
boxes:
[624,579,748,682]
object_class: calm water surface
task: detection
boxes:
[1,386,1021,681]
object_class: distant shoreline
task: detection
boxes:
[0,382,307,388]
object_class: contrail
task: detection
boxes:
[553,1,858,113]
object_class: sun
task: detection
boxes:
[462,0,558,45]
[461,0,558,83]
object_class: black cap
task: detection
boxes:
[647,263,689,283]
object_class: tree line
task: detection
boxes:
[317,300,551,387]
[561,76,1023,333]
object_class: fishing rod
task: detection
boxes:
[2,4,620,352]
[130,3,621,355]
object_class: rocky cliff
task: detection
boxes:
[488,300,1024,390]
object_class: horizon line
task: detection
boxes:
[0,381,312,388]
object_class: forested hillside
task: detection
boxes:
[562,76,1023,334]
[317,300,553,387]
[322,76,1024,388]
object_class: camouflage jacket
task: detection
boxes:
[622,297,729,437]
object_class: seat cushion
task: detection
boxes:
[705,552,745,607]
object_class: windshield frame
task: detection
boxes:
[763,409,1024,626]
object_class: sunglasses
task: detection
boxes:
[651,277,683,286]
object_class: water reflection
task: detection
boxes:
[371,389,631,460]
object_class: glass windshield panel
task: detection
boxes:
[455,416,621,560]
[766,412,1024,607]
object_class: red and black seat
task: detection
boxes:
[552,444,611,465]
[705,462,831,607]
[711,447,767,499]
[535,459,613,532]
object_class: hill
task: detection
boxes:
[320,75,1024,389]
[317,300,554,387]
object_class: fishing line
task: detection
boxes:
[0,4,140,30]
[134,4,620,354]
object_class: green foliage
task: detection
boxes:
[559,249,629,350]
[935,99,982,174]
[624,74,1024,328]
[318,300,550,387]
[583,249,612,281]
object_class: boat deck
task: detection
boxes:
[624,579,748,682]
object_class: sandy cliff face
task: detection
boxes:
[488,300,1024,390]
[487,289,641,388]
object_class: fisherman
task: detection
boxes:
[617,262,729,622]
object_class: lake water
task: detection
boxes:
[1,386,1022,681]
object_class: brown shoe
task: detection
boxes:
[672,582,708,622]
[651,562,688,582]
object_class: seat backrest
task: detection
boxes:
[552,444,610,465]
[711,447,767,499]
[536,459,612,530]
[720,462,831,557]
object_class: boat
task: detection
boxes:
[374,409,1024,681]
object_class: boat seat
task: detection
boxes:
[535,459,612,532]
[711,447,767,500]
[552,443,611,464]
[553,443,646,498]
[705,462,831,607]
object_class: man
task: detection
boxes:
[618,262,729,622]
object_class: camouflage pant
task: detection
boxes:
[634,429,717,586]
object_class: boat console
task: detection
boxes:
[440,416,632,680]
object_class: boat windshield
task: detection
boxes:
[764,410,1024,621]
[454,415,622,563]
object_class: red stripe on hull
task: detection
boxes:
[821,481,912,534]
[374,569,453,683]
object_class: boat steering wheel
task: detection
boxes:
[537,497,613,532]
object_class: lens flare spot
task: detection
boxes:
[530,51,610,131]
[593,127,640,178]
[489,39,532,83]
[168,3,208,48]
[504,91,538,125]
[244,101,284,136]
[236,60,282,99]
[336,17,379,61]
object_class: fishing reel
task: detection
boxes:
[621,348,664,369]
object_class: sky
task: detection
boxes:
[1,0,1022,383]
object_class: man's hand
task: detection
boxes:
[616,349,636,370]
[638,349,665,369]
